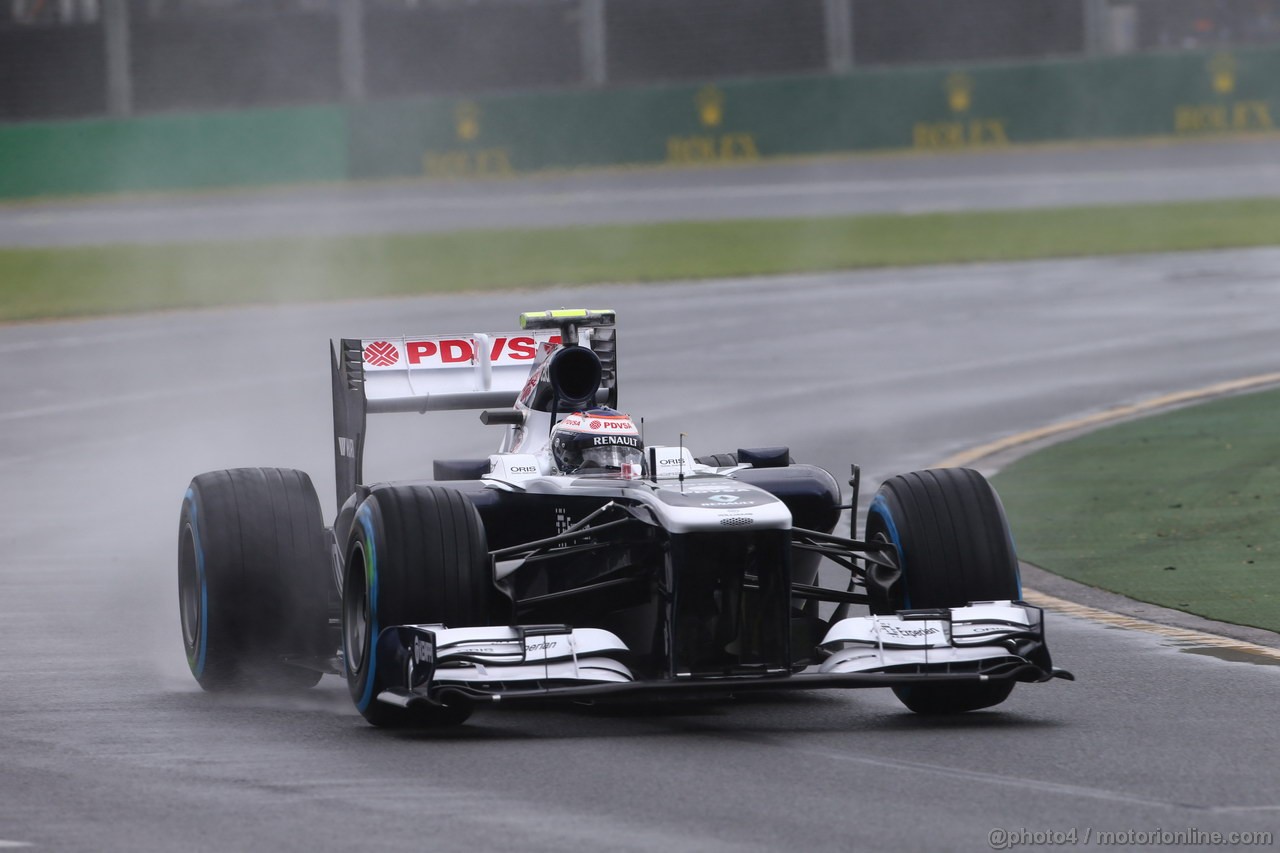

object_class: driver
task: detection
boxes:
[550,408,645,475]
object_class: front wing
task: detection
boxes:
[370,601,1071,711]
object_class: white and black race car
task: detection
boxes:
[177,309,1071,727]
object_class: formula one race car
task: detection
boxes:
[177,308,1070,726]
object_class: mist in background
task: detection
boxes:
[4,0,1280,315]
[0,0,1264,683]
[6,0,1280,122]
[4,8,1280,850]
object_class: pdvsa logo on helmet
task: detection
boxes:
[594,418,637,431]
[561,412,637,434]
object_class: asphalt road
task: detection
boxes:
[3,250,1280,851]
[4,136,1280,247]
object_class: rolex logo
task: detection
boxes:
[946,73,973,114]
[455,102,480,142]
[1209,53,1237,96]
[696,86,725,128]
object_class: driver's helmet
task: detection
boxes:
[550,408,644,475]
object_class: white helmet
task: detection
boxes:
[550,408,644,474]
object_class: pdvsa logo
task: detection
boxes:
[364,334,562,370]
[363,341,399,367]
[594,418,636,431]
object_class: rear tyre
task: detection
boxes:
[178,468,331,691]
[694,452,742,468]
[343,485,507,728]
[694,451,796,467]
[866,468,1021,714]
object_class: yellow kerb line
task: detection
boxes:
[933,370,1280,653]
[934,371,1280,470]
[1022,589,1280,661]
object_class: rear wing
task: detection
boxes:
[331,310,618,508]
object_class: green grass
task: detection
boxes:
[4,197,1280,322]
[992,387,1280,632]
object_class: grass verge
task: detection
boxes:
[992,387,1280,633]
[3,197,1280,322]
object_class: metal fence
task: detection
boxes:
[4,0,1280,122]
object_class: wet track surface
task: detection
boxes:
[3,146,1280,850]
[4,137,1280,247]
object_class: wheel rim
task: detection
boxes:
[343,543,370,676]
[864,519,904,614]
[179,525,201,652]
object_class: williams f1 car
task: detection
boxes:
[177,308,1071,726]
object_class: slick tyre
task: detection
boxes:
[693,452,796,467]
[343,485,508,728]
[866,468,1021,715]
[178,468,331,691]
[694,452,742,468]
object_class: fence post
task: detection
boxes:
[339,0,366,101]
[103,0,131,116]
[582,0,607,87]
[824,0,854,73]
[1083,0,1108,55]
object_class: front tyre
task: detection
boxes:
[866,467,1021,714]
[178,468,331,691]
[343,485,508,728]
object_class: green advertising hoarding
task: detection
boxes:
[346,47,1279,182]
[0,105,346,199]
[1,47,1276,199]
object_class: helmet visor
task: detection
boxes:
[578,444,645,472]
